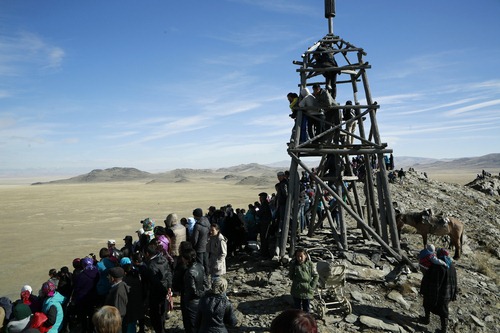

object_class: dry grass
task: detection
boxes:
[474,252,500,285]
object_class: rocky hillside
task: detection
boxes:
[161,170,499,333]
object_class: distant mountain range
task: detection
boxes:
[396,153,500,171]
[29,154,500,185]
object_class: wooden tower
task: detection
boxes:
[280,0,412,265]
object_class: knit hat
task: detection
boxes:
[426,244,435,252]
[211,277,228,295]
[41,281,56,297]
[13,303,32,320]
[120,257,132,267]
[21,285,32,294]
[109,267,125,279]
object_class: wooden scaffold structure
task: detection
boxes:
[280,0,412,265]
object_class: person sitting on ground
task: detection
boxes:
[92,305,122,333]
[195,277,237,333]
[270,309,318,333]
[288,248,319,313]
[418,244,448,273]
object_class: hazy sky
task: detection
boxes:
[1,0,499,175]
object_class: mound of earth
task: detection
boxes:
[32,167,152,184]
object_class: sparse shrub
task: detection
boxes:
[474,252,500,285]
[397,281,415,296]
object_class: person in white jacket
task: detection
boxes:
[206,223,227,280]
[298,87,319,141]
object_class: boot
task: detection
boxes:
[436,317,448,333]
[419,310,430,325]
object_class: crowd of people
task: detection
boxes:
[0,176,323,333]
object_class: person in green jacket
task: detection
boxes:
[288,248,319,313]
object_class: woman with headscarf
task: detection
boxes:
[419,248,458,333]
[73,257,99,332]
[195,277,237,333]
[40,281,66,333]
[14,285,42,314]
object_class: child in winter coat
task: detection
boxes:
[418,244,448,273]
[288,248,319,313]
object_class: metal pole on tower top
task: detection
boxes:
[325,0,336,34]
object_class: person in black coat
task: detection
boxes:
[195,277,237,333]
[144,244,172,333]
[256,192,273,259]
[419,248,458,333]
[180,249,205,333]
